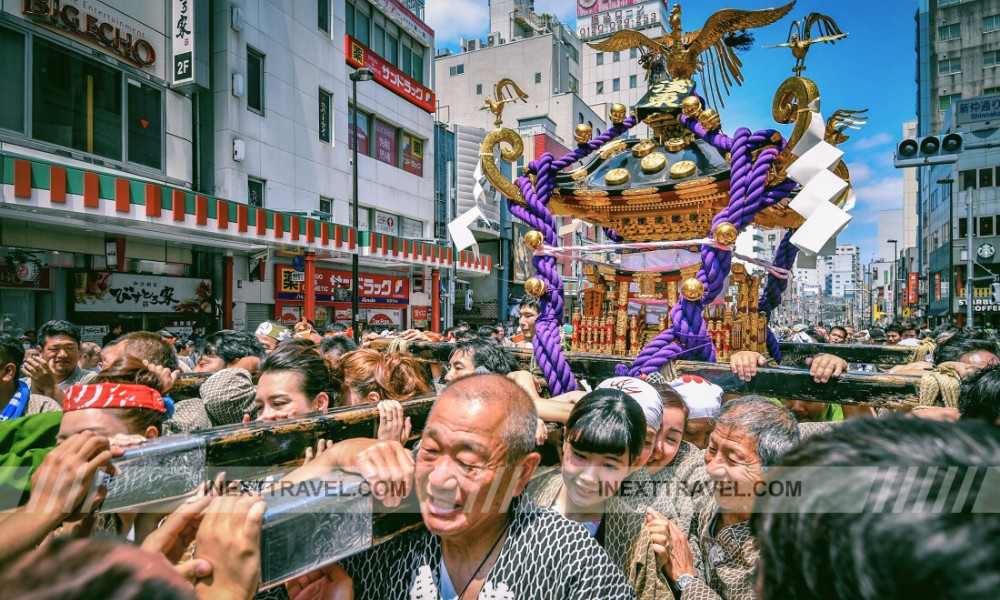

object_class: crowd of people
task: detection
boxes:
[0,313,997,600]
[780,320,925,346]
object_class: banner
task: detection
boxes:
[346,36,435,113]
[908,273,919,306]
[374,120,397,166]
[275,265,409,305]
[74,273,213,313]
[349,110,370,155]
[577,0,642,17]
[367,308,403,327]
[401,133,423,176]
[370,0,433,46]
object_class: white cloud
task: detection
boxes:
[426,0,489,47]
[853,176,905,224]
[846,161,874,184]
[851,132,893,151]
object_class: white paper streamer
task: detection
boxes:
[448,206,488,257]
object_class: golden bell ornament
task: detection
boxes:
[698,109,721,132]
[681,96,702,117]
[524,230,545,250]
[680,278,705,302]
[712,222,739,246]
[574,124,592,145]
[609,103,627,125]
[524,277,547,298]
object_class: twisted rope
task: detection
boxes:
[509,116,639,394]
[918,366,962,408]
[628,126,796,377]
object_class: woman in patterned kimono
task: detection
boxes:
[528,388,677,599]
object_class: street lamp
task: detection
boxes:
[350,68,373,344]
[887,239,898,321]
[938,177,954,326]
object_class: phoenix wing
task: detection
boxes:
[803,12,844,40]
[587,29,663,53]
[687,2,796,107]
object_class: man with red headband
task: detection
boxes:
[59,381,174,443]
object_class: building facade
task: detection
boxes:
[0,0,487,339]
[916,0,1000,326]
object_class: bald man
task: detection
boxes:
[342,374,635,599]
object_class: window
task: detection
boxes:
[318,89,332,143]
[596,52,604,65]
[319,197,333,221]
[629,48,637,59]
[986,50,1000,67]
[318,0,330,33]
[411,44,424,84]
[984,15,1000,33]
[248,178,265,207]
[981,168,995,188]
[961,169,977,190]
[629,74,637,89]
[33,37,122,160]
[569,74,578,93]
[939,57,961,74]
[247,47,264,113]
[353,1,370,46]
[127,79,163,169]
[385,22,399,67]
[613,78,620,92]
[578,112,584,124]
[476,83,482,95]
[449,64,464,76]
[939,93,961,110]
[373,22,385,62]
[979,216,995,237]
[939,23,960,41]
[348,105,371,156]
[986,86,1000,95]
[940,0,961,5]
[613,51,620,62]
[596,81,603,94]
[0,27,24,132]
[534,72,541,84]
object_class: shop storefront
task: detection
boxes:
[274,264,411,330]
[71,271,216,333]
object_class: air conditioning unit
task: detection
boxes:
[466,39,478,51]
[487,32,502,46]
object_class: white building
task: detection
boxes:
[0,0,488,336]
[576,0,667,137]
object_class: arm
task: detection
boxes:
[507,370,577,423]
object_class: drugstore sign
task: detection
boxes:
[345,35,435,113]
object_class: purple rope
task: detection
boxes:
[509,116,639,394]
[628,126,796,377]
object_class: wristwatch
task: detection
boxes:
[676,573,696,591]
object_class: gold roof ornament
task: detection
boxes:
[480,78,529,127]
[763,12,848,75]
[587,2,795,107]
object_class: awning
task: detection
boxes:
[0,151,489,275]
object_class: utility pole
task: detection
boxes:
[967,190,975,326]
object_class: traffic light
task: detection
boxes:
[894,133,963,168]
[991,282,1000,304]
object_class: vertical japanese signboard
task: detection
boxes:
[908,272,919,306]
[171,0,207,89]
[374,120,397,166]
[402,133,423,175]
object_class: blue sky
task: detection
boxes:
[426,0,918,263]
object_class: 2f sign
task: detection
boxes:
[174,52,192,80]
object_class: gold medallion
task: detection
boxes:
[605,168,631,186]
[632,141,655,158]
[641,152,667,174]
[669,160,697,179]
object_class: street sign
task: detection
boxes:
[292,255,305,272]
[289,272,306,283]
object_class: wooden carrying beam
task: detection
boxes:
[776,342,921,367]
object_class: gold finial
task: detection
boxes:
[524,230,545,250]
[698,109,721,132]
[609,103,628,124]
[574,124,593,145]
[480,78,529,127]
[680,278,705,302]
[763,12,848,75]
[524,277,546,297]
[681,96,702,117]
[713,222,739,246]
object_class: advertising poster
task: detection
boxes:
[375,120,397,166]
[402,133,424,176]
